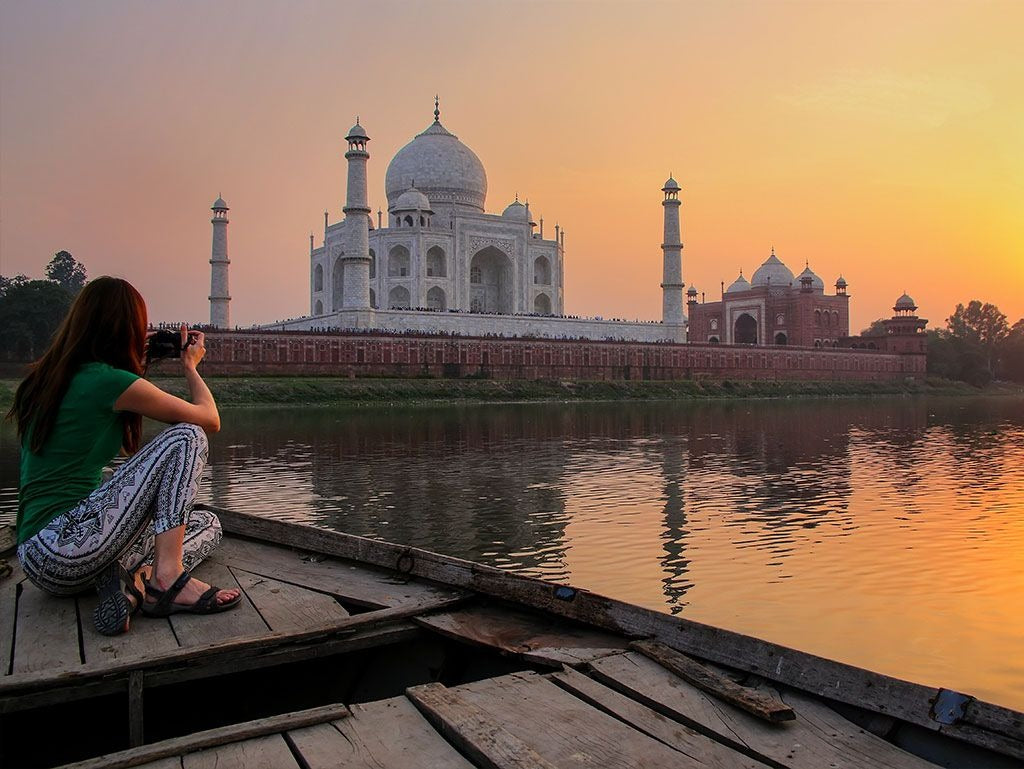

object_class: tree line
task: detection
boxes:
[0,251,88,362]
[926,301,1024,386]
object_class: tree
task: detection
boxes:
[997,319,1024,383]
[860,318,887,336]
[45,250,87,295]
[0,279,73,361]
[947,301,1008,377]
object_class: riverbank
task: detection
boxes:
[3,375,1019,410]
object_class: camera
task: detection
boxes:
[146,329,196,363]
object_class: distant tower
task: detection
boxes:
[341,119,372,310]
[661,176,684,326]
[209,196,230,328]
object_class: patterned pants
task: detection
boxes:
[18,423,221,596]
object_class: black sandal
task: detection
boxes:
[141,570,242,617]
[93,563,136,636]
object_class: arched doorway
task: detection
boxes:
[314,264,324,292]
[734,313,757,344]
[534,293,552,315]
[314,299,323,315]
[426,246,446,277]
[774,332,787,345]
[426,286,446,311]
[533,256,551,285]
[368,249,376,279]
[469,246,513,314]
[388,286,410,309]
[332,255,345,311]
[369,288,376,309]
[388,246,410,277]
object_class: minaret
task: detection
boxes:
[209,195,230,328]
[661,176,684,326]
[341,119,372,310]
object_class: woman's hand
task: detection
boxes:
[180,325,206,370]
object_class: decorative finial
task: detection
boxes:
[515,192,519,202]
[771,246,776,256]
[434,95,440,123]
[356,115,359,124]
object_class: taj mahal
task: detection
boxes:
[206,101,921,352]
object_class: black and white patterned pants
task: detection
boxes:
[18,423,221,595]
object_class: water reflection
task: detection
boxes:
[1,395,1022,710]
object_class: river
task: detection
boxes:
[2,395,1022,711]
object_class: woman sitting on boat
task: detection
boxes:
[7,276,240,636]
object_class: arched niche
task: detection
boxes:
[426,246,447,278]
[388,285,411,309]
[313,264,324,293]
[534,293,552,315]
[314,299,323,315]
[774,332,787,345]
[369,288,377,309]
[332,255,345,311]
[469,246,513,314]
[734,313,757,344]
[369,248,376,279]
[388,246,410,277]
[426,286,446,311]
[533,256,551,285]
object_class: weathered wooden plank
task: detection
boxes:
[632,639,795,722]
[232,567,350,633]
[78,592,179,666]
[60,702,350,769]
[134,759,182,769]
[169,559,269,647]
[0,595,464,712]
[550,667,771,769]
[414,603,628,668]
[12,581,80,674]
[209,507,1023,759]
[589,651,936,769]
[416,672,712,768]
[289,695,475,769]
[0,559,25,676]
[0,524,15,555]
[182,733,298,769]
[406,681,559,769]
[215,536,461,609]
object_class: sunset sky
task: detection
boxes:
[2,1,1022,331]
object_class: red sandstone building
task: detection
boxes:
[686,249,851,348]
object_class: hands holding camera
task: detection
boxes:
[179,324,206,370]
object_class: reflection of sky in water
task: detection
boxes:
[2,396,1023,711]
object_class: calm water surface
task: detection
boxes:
[2,396,1023,710]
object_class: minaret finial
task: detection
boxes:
[515,191,519,202]
[434,95,440,123]
[771,245,776,256]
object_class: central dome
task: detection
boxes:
[385,120,487,213]
[751,250,794,288]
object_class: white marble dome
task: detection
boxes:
[895,293,917,310]
[796,265,825,292]
[502,199,529,220]
[726,273,751,294]
[392,187,432,212]
[212,196,228,210]
[751,250,794,288]
[385,120,487,213]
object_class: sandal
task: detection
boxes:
[93,563,136,636]
[141,570,242,617]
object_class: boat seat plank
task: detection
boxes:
[169,559,270,648]
[135,759,182,769]
[181,733,299,769]
[12,581,79,674]
[412,672,716,768]
[632,640,795,722]
[414,603,629,668]
[550,667,772,768]
[231,568,350,633]
[0,560,26,676]
[78,593,179,665]
[589,651,936,769]
[289,696,475,769]
[213,537,464,609]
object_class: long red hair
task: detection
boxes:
[8,276,147,454]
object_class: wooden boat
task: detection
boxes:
[0,505,1021,768]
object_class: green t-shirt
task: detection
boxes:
[17,362,140,544]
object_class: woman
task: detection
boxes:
[8,276,240,636]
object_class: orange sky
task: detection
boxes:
[2,1,1022,331]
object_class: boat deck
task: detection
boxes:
[1,511,1020,768]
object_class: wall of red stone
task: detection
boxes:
[196,330,927,381]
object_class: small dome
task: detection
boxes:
[663,176,680,191]
[502,199,529,220]
[751,249,794,288]
[687,285,698,295]
[346,121,368,140]
[796,265,825,292]
[211,196,228,210]
[391,187,432,212]
[835,275,847,287]
[895,293,917,310]
[726,273,751,294]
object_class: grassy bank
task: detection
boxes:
[3,375,1017,411]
